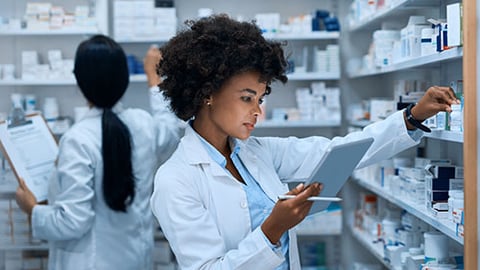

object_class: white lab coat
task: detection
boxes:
[31,88,184,270]
[150,110,422,270]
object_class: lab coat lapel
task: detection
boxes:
[182,126,230,178]
[237,143,285,202]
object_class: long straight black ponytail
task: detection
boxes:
[102,109,134,212]
[73,35,134,212]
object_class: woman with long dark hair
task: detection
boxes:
[15,35,183,270]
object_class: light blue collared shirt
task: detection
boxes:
[195,132,289,270]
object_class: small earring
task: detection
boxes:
[207,102,211,106]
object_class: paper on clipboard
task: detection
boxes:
[0,114,58,202]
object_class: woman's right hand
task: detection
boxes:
[143,45,162,87]
[261,183,322,244]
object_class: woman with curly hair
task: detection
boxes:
[150,15,458,270]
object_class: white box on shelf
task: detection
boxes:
[369,99,395,122]
[114,1,135,18]
[447,3,462,47]
[133,1,155,17]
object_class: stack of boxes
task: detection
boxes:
[424,163,464,220]
[24,3,96,31]
[21,50,74,81]
[113,0,177,42]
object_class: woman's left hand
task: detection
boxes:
[411,85,460,121]
[15,178,37,216]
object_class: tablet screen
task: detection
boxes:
[306,137,374,215]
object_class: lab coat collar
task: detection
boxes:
[182,126,228,177]
[182,125,252,178]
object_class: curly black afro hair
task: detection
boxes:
[158,14,288,121]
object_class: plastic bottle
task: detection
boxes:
[8,93,25,127]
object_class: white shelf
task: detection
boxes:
[256,119,340,128]
[118,32,340,43]
[0,78,76,86]
[116,36,173,43]
[350,227,395,270]
[0,187,15,199]
[349,47,463,78]
[348,0,441,32]
[0,243,49,251]
[129,72,340,83]
[129,74,148,83]
[287,72,340,80]
[424,130,463,143]
[263,31,339,40]
[0,28,100,36]
[354,178,464,245]
[349,120,464,143]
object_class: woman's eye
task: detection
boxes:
[241,96,252,102]
[258,98,264,105]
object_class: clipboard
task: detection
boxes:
[0,111,59,202]
[301,137,374,215]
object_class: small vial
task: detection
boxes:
[449,104,463,132]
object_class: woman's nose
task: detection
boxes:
[252,103,261,116]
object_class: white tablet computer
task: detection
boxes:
[305,137,374,215]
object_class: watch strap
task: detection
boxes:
[406,104,431,133]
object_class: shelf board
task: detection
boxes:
[350,227,396,270]
[354,178,464,245]
[0,28,100,36]
[348,0,441,32]
[0,78,76,86]
[263,31,339,40]
[129,74,148,82]
[256,119,340,128]
[424,130,463,143]
[129,72,340,83]
[349,120,463,143]
[0,72,339,86]
[0,243,49,251]
[296,230,341,236]
[117,31,340,43]
[0,182,16,199]
[349,47,463,78]
[287,72,340,80]
[116,36,173,43]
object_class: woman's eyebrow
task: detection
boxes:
[240,88,257,95]
[241,88,267,96]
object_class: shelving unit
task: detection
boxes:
[342,0,465,268]
[354,177,463,245]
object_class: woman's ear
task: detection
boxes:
[205,98,212,107]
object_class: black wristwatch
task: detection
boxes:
[405,104,431,133]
